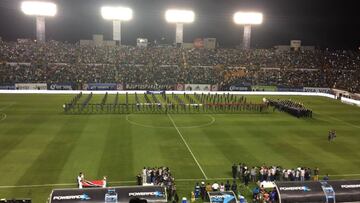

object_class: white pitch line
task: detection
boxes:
[328,174,360,177]
[1,174,360,189]
[167,113,208,180]
[0,113,6,121]
[126,114,215,129]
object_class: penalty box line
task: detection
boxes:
[167,114,208,180]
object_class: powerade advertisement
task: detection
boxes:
[50,186,167,203]
[276,181,326,203]
[208,191,237,203]
[326,180,360,202]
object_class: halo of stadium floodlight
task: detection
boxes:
[165,9,195,45]
[233,12,263,50]
[101,6,133,45]
[21,1,57,42]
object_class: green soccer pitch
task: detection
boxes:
[0,93,359,202]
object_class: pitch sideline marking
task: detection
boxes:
[125,114,215,129]
[0,178,228,189]
[1,174,360,189]
[167,113,208,180]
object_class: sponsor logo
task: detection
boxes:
[211,194,231,199]
[87,83,117,90]
[185,84,211,91]
[53,193,91,201]
[116,84,124,90]
[176,84,184,91]
[128,191,164,197]
[277,87,304,92]
[210,194,235,203]
[0,85,15,90]
[303,87,331,93]
[50,84,73,90]
[229,86,249,91]
[341,184,360,189]
[279,186,311,192]
[211,85,218,91]
[15,83,47,90]
[126,84,174,90]
[146,90,165,94]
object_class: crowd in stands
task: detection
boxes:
[0,40,359,92]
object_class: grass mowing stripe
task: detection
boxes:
[97,115,134,180]
[167,114,208,180]
[0,115,49,161]
[325,114,360,129]
[13,116,90,186]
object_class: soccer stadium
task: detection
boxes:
[0,0,360,203]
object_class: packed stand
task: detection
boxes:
[0,40,359,92]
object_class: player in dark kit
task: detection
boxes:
[200,182,206,200]
[231,180,237,194]
[328,129,337,142]
[232,163,237,179]
[225,180,231,191]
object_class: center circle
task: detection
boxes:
[0,113,7,121]
[125,114,215,129]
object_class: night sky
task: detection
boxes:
[0,0,359,49]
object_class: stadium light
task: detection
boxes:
[21,1,57,42]
[165,9,195,45]
[233,12,263,50]
[101,6,133,45]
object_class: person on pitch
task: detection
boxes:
[332,129,337,140]
[103,176,107,188]
[77,172,84,189]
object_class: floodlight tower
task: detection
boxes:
[233,12,263,50]
[21,1,57,42]
[101,6,133,45]
[165,9,195,45]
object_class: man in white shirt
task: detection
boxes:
[300,168,305,182]
[103,176,107,188]
[77,172,84,189]
[212,182,220,191]
[142,167,147,184]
